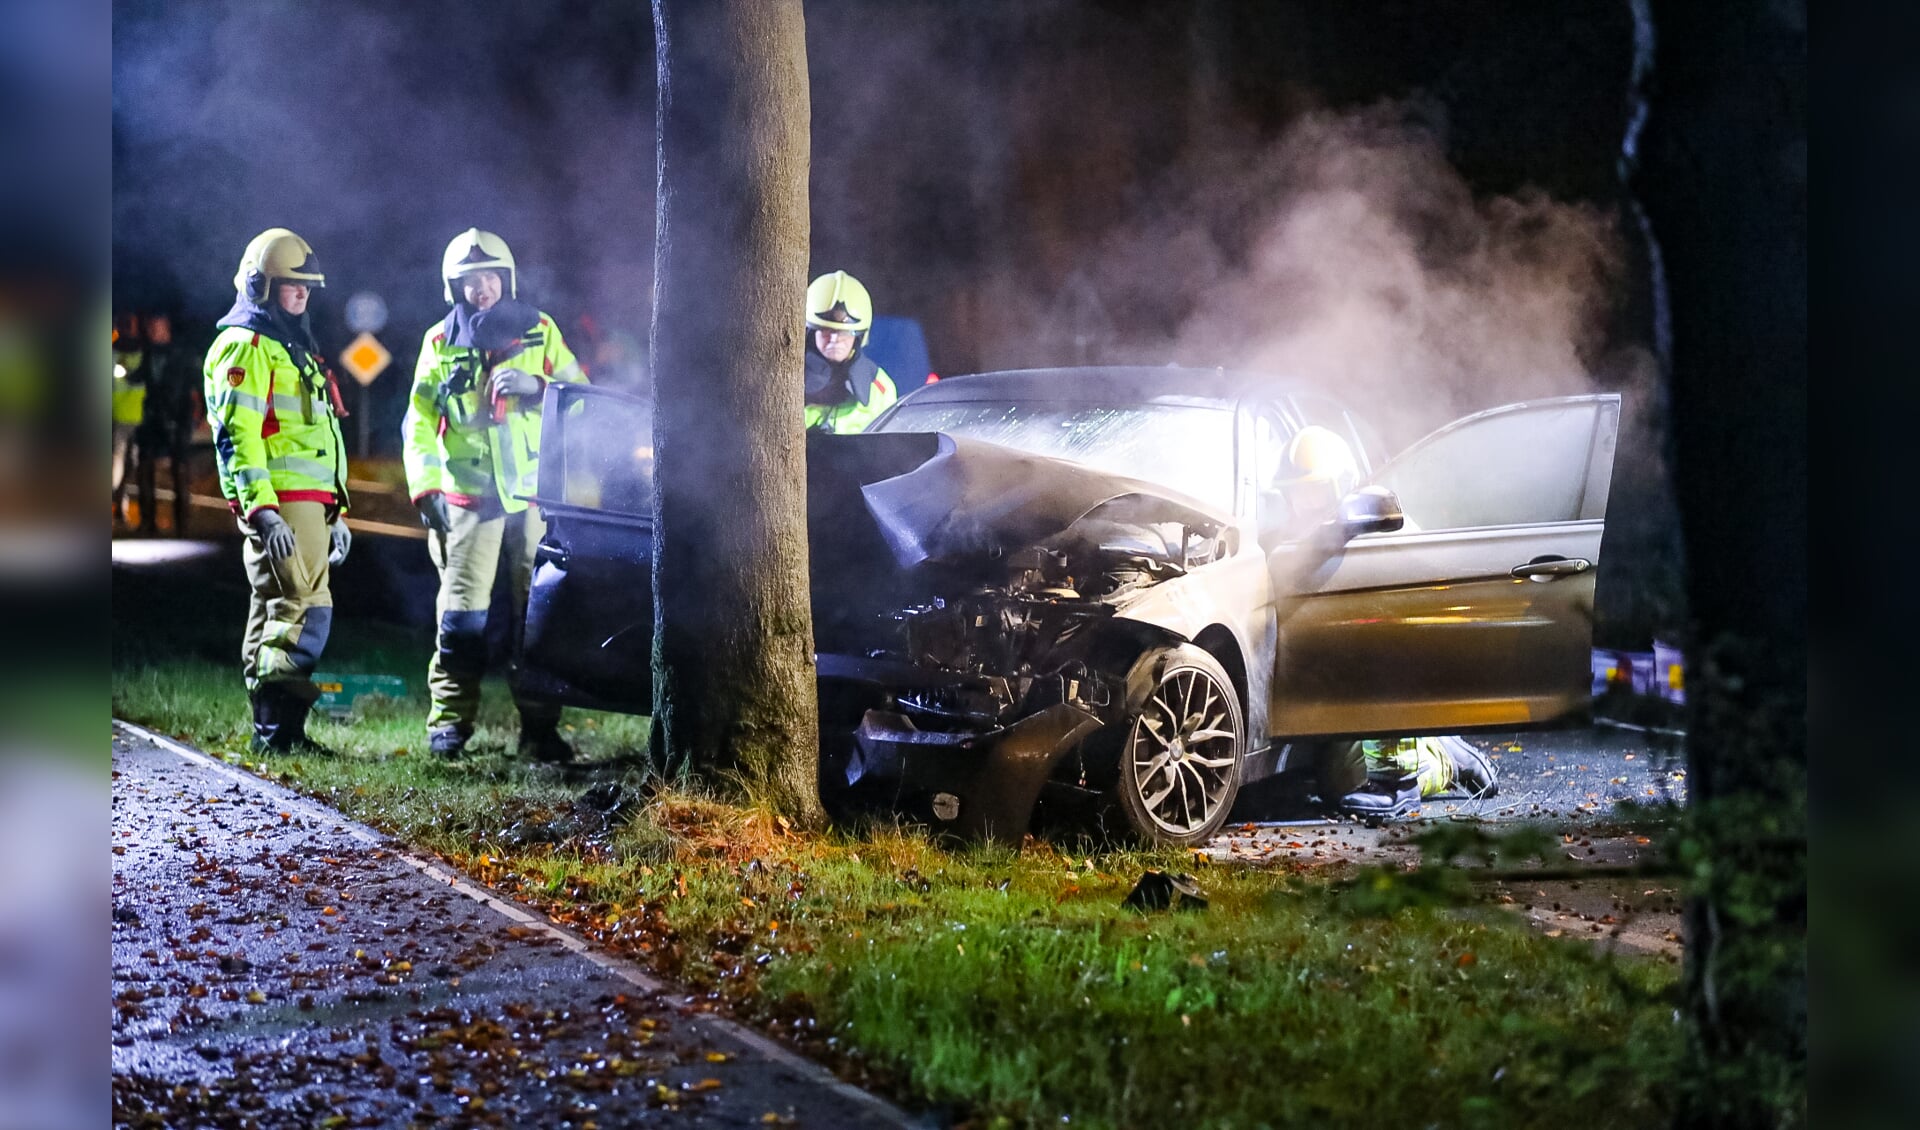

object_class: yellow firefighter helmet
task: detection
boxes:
[1279,424,1358,490]
[442,228,518,303]
[234,228,325,301]
[805,270,873,336]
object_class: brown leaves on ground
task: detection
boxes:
[649,796,794,865]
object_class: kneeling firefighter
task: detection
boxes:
[802,270,896,434]
[402,228,587,761]
[1322,736,1500,819]
[202,228,352,754]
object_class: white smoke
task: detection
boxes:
[1082,102,1628,446]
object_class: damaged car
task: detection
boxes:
[517,367,1619,845]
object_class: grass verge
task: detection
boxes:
[114,605,1681,1128]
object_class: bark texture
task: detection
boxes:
[649,0,822,824]
[1634,1,1805,1123]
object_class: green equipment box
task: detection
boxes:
[313,673,409,718]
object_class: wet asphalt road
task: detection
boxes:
[111,727,908,1130]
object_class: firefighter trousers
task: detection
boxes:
[239,500,333,692]
[1318,737,1455,799]
[425,503,559,733]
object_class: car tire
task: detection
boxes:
[1112,644,1244,846]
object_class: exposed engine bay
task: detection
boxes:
[800,428,1245,839]
[858,512,1228,730]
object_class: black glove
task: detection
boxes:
[416,492,451,534]
[328,518,352,567]
[251,509,296,561]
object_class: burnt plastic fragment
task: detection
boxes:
[1122,869,1208,912]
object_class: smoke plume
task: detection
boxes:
[1093,102,1629,445]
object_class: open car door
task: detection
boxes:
[515,382,655,715]
[1268,395,1620,737]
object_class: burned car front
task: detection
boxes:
[804,397,1263,845]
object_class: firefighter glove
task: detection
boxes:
[251,509,296,561]
[328,518,352,567]
[416,492,451,534]
[488,368,543,400]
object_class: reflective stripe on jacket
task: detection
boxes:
[202,328,349,518]
[804,365,897,434]
[401,310,584,513]
[112,348,147,426]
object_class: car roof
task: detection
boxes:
[886,366,1330,411]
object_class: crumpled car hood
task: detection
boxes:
[856,432,1231,567]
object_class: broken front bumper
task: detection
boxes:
[836,703,1102,842]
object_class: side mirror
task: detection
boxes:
[1337,485,1404,537]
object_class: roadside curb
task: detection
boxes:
[113,717,917,1129]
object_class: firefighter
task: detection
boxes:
[1321,736,1500,820]
[803,270,897,433]
[1272,423,1359,528]
[202,228,352,754]
[403,228,586,762]
[111,316,147,527]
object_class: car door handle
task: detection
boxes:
[1511,557,1591,581]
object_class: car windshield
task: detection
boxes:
[877,399,1237,512]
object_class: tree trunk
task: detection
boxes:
[1633,1,1805,1123]
[649,0,823,824]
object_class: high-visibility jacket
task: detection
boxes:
[202,329,350,520]
[402,308,585,514]
[112,348,147,426]
[804,361,897,434]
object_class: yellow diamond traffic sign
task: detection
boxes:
[340,331,391,387]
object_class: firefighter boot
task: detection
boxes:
[1443,739,1500,799]
[249,688,275,753]
[1336,769,1422,821]
[250,683,333,757]
[428,725,472,760]
[517,716,574,765]
[277,682,335,757]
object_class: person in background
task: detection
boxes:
[111,315,147,528]
[201,228,352,755]
[402,228,586,763]
[802,270,896,434]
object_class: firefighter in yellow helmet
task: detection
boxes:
[402,228,587,762]
[1272,423,1360,527]
[1271,424,1502,817]
[201,228,352,754]
[803,270,897,433]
